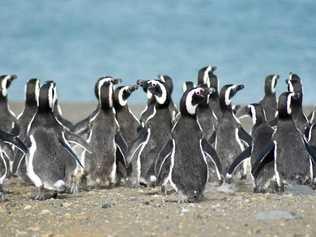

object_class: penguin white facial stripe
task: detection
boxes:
[287,93,294,114]
[118,86,129,107]
[1,75,11,97]
[48,83,55,109]
[154,81,167,105]
[203,66,211,87]
[159,75,165,83]
[225,85,238,106]
[185,89,201,115]
[27,135,43,188]
[35,80,40,106]
[0,152,8,184]
[248,105,257,125]
[271,75,278,93]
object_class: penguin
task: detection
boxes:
[126,78,173,187]
[12,78,40,182]
[25,81,91,200]
[0,74,19,133]
[286,73,308,133]
[214,84,252,180]
[113,85,139,182]
[0,75,20,174]
[138,75,178,125]
[196,67,218,144]
[155,86,222,202]
[237,74,279,122]
[81,78,127,188]
[0,129,28,200]
[73,76,121,137]
[250,92,316,192]
[198,65,222,120]
[226,103,276,192]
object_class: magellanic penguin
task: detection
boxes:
[73,76,122,137]
[126,78,173,187]
[198,65,222,120]
[81,78,127,189]
[138,75,178,126]
[286,73,308,134]
[237,74,279,123]
[155,86,222,202]
[113,84,139,182]
[13,79,40,182]
[196,66,218,144]
[25,81,91,200]
[226,103,276,192]
[250,92,316,192]
[0,130,28,200]
[214,84,252,180]
[0,75,20,174]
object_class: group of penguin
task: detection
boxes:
[1,66,316,203]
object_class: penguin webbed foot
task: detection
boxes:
[32,187,57,201]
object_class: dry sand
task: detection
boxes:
[0,102,315,237]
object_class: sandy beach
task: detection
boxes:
[0,102,315,237]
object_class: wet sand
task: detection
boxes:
[0,102,315,237]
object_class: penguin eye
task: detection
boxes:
[196,91,201,96]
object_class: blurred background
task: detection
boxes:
[0,0,315,105]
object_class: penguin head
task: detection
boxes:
[113,85,139,109]
[94,76,122,99]
[25,78,40,107]
[265,74,279,95]
[278,92,295,118]
[180,86,215,116]
[197,65,217,89]
[247,103,267,125]
[286,73,302,94]
[146,78,172,106]
[39,81,57,112]
[99,80,116,110]
[182,81,195,93]
[0,74,17,98]
[219,84,245,110]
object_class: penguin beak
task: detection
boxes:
[235,84,245,92]
[210,66,217,73]
[127,85,139,93]
[112,78,122,85]
[8,74,17,83]
[204,87,216,96]
[137,80,147,87]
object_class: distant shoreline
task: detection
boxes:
[9,102,314,124]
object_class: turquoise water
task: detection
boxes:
[0,1,315,104]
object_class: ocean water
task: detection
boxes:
[0,0,315,105]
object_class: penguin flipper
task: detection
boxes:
[126,127,150,165]
[226,146,252,178]
[251,142,275,178]
[115,133,128,167]
[303,139,316,164]
[64,131,92,153]
[0,129,28,153]
[201,139,223,181]
[209,131,216,145]
[238,127,252,147]
[58,133,84,168]
[155,139,173,178]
